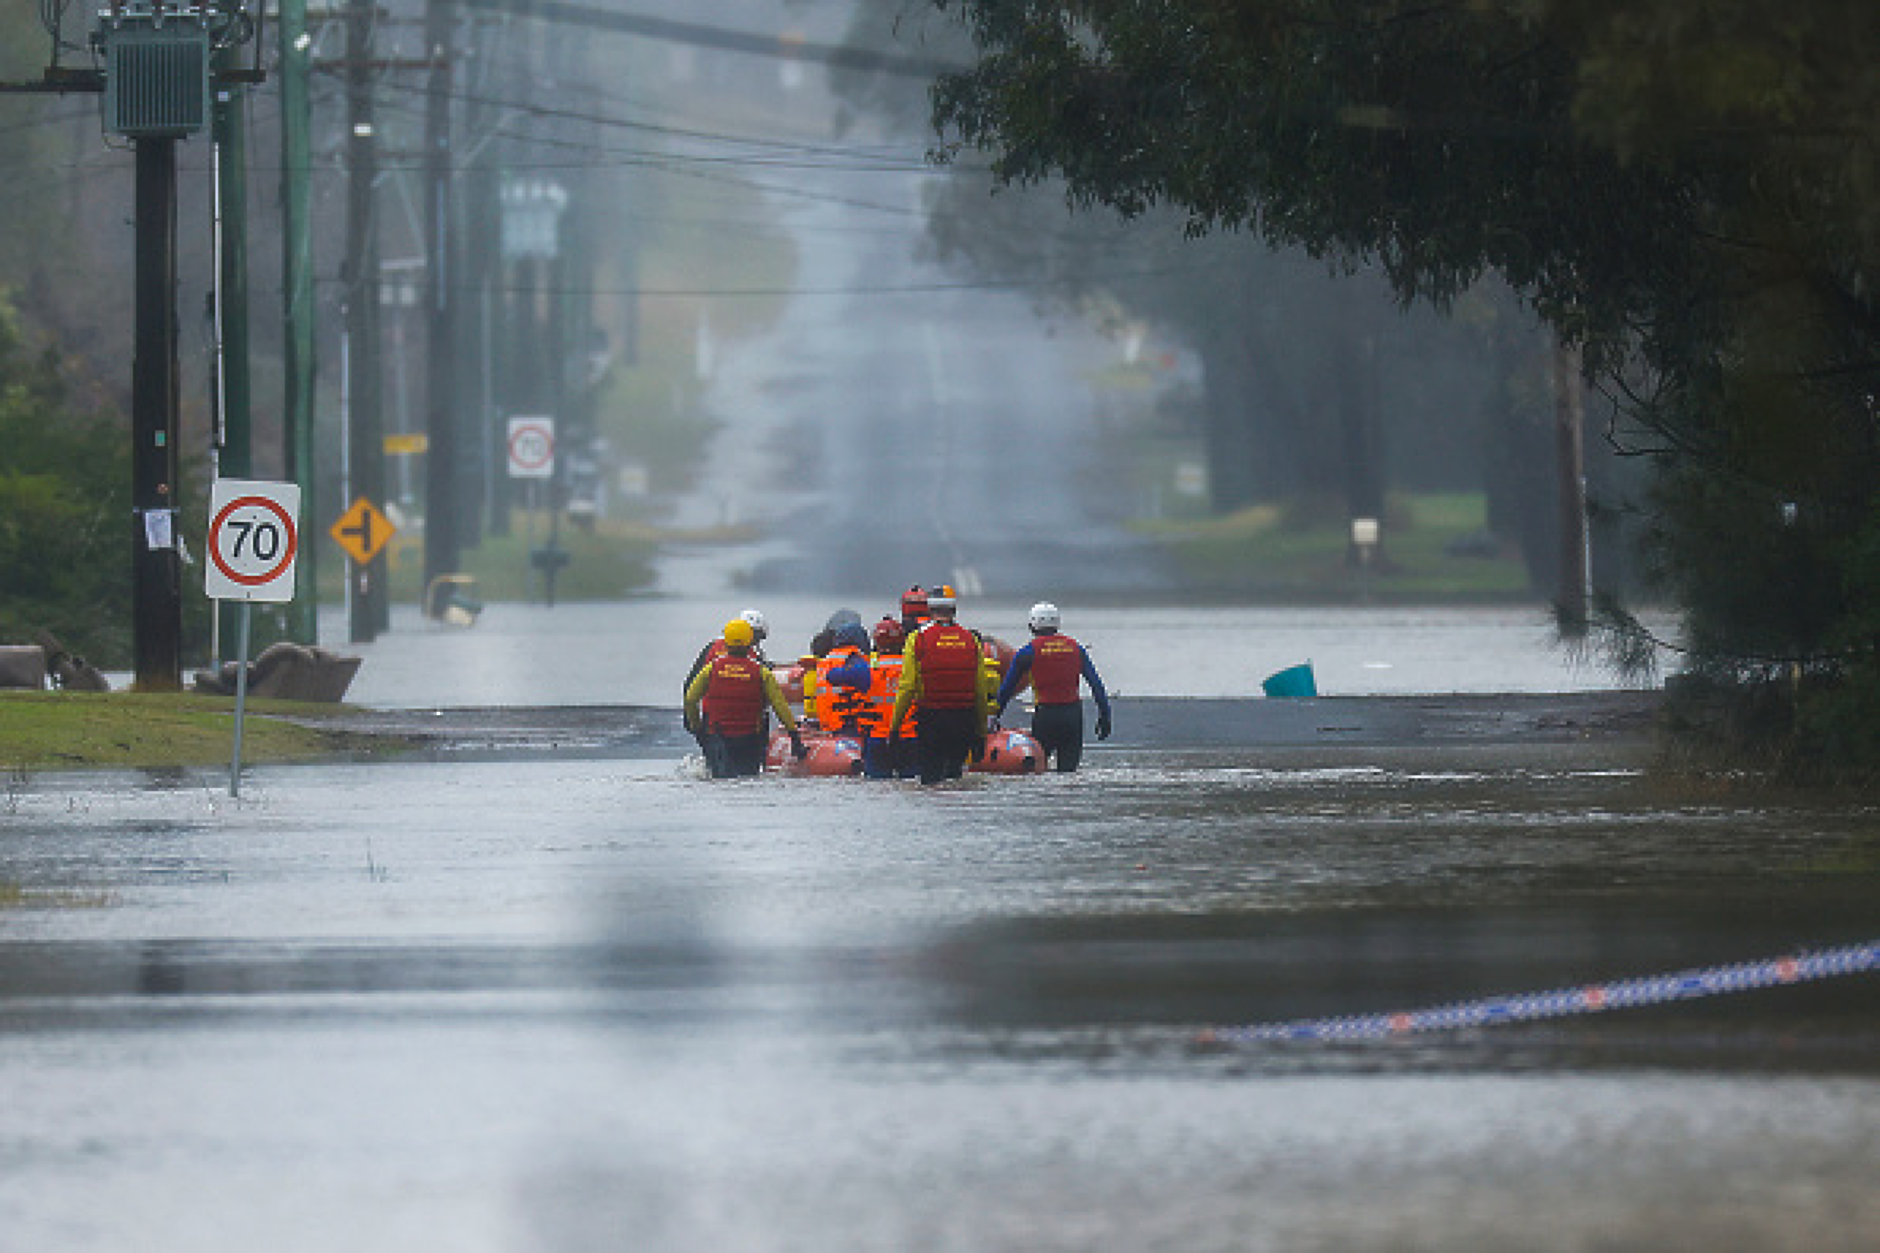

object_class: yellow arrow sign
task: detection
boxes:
[330,496,395,565]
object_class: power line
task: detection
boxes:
[367,76,958,169]
[275,259,1223,301]
[454,0,965,80]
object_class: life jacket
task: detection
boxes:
[701,653,767,736]
[1030,633,1086,705]
[980,645,1005,702]
[912,621,981,710]
[866,651,915,737]
[814,645,872,733]
[797,655,819,710]
[685,638,728,690]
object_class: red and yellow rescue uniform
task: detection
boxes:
[684,651,799,777]
[889,619,991,784]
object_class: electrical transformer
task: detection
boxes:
[98,5,212,138]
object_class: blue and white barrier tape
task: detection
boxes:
[1206,940,1878,1045]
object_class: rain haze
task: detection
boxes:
[0,2,1875,1251]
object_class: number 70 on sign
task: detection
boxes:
[205,479,302,603]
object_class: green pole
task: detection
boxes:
[213,48,254,660]
[279,0,319,644]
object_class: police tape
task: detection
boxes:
[1205,939,1879,1045]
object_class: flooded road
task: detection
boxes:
[3,746,1876,1251]
[318,599,1664,708]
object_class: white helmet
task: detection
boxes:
[738,608,768,641]
[1028,602,1061,633]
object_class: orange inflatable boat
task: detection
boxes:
[972,727,1045,773]
[762,725,1044,776]
[764,632,1039,776]
[765,728,865,776]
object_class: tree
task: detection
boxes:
[921,0,1880,768]
[830,2,1624,590]
[0,291,132,665]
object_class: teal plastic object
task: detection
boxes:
[1262,662,1318,699]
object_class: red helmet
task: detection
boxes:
[900,585,928,617]
[872,616,905,652]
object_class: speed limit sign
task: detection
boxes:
[205,479,302,602]
[507,415,555,479]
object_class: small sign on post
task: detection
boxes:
[206,479,301,798]
[1351,516,1380,566]
[330,496,395,567]
[507,415,555,479]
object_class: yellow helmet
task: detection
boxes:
[723,618,755,648]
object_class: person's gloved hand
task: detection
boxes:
[790,731,808,760]
[1094,712,1112,741]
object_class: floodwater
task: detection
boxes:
[3,709,1877,1249]
[318,599,1665,708]
[15,258,1872,1253]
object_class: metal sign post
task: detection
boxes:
[205,479,302,797]
[507,415,554,602]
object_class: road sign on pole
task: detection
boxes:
[204,478,301,800]
[205,479,302,603]
[331,496,395,566]
[507,415,555,479]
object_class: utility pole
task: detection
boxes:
[130,135,184,689]
[422,0,460,587]
[279,0,320,644]
[454,6,500,545]
[212,40,254,662]
[95,8,221,690]
[457,8,497,548]
[344,0,386,642]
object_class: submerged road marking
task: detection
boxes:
[1204,940,1878,1044]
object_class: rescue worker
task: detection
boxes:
[813,622,873,738]
[684,618,804,778]
[993,602,1113,773]
[861,617,916,778]
[886,585,990,784]
[802,609,863,716]
[898,586,929,637]
[683,608,772,750]
[685,607,770,689]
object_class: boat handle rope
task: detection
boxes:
[1202,939,1878,1045]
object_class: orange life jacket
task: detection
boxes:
[701,653,767,736]
[866,651,915,737]
[814,645,872,733]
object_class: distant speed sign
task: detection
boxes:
[205,479,302,602]
[507,415,555,479]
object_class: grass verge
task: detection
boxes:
[1139,492,1537,602]
[0,691,410,769]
